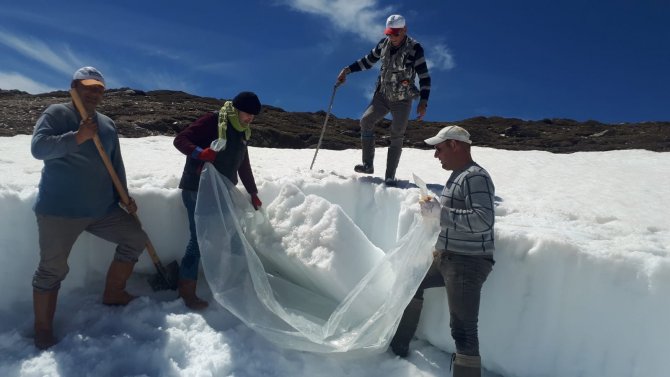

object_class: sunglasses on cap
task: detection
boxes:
[385,28,403,36]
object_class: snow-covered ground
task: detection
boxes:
[0,135,668,377]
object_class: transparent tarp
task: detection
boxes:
[196,165,439,355]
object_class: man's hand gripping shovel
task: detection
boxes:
[70,89,179,291]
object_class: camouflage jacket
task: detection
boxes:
[347,36,431,103]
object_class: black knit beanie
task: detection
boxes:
[232,91,261,115]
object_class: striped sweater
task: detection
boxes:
[436,162,496,255]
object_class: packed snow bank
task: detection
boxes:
[421,231,670,377]
[1,136,669,377]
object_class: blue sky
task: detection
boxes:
[1,0,668,123]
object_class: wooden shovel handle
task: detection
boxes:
[69,89,130,206]
[69,89,164,267]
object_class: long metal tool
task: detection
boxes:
[309,82,341,170]
[70,89,179,291]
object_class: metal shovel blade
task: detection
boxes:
[147,260,180,291]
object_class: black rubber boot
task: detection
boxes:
[354,163,374,174]
[452,353,482,377]
[389,297,423,357]
[384,146,402,186]
[354,136,375,174]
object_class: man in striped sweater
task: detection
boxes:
[337,14,431,186]
[390,126,495,377]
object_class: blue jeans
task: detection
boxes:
[180,190,200,280]
[415,251,494,356]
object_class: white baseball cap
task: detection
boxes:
[424,125,472,145]
[385,14,406,35]
[72,66,105,88]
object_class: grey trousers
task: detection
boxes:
[33,207,147,291]
[360,91,413,148]
[415,250,494,356]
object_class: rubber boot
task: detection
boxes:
[354,135,375,174]
[178,279,209,310]
[102,260,138,306]
[33,289,58,350]
[389,297,423,357]
[452,353,481,377]
[384,146,402,186]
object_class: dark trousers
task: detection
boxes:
[360,91,412,148]
[415,251,494,356]
[180,189,200,280]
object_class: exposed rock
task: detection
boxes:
[1,88,668,153]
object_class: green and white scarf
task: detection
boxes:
[218,100,251,141]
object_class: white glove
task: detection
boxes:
[419,196,441,219]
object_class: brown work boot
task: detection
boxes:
[102,260,138,306]
[452,353,482,377]
[178,279,209,310]
[33,289,58,350]
[389,297,423,357]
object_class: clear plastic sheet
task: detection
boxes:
[195,165,439,355]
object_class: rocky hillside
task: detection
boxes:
[1,88,668,153]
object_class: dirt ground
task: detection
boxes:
[1,88,668,153]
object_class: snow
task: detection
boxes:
[0,134,669,377]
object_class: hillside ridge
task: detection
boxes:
[1,88,668,153]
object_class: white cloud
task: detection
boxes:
[0,72,58,94]
[284,1,456,71]
[427,44,455,71]
[0,30,82,76]
[284,0,392,43]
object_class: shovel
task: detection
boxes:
[70,89,179,291]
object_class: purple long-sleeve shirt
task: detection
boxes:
[174,111,257,194]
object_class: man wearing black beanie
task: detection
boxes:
[172,91,262,310]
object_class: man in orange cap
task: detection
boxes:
[30,66,147,350]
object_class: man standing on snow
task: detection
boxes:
[390,126,495,377]
[173,91,263,310]
[337,14,431,186]
[31,66,148,350]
